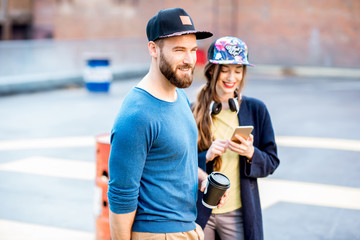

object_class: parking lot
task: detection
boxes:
[0,73,359,239]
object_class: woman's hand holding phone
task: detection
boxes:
[228,134,255,160]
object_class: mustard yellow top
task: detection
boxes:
[211,110,241,214]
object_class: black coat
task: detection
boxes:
[196,96,280,240]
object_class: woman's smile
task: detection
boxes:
[222,81,237,89]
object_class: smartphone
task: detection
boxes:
[230,126,254,142]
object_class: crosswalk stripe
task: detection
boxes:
[259,178,360,210]
[1,156,360,212]
[276,136,360,152]
[0,135,359,151]
[0,136,95,151]
[0,219,94,240]
[0,156,95,180]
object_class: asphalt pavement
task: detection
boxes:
[0,72,359,239]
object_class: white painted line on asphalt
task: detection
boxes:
[0,136,95,151]
[1,156,359,212]
[276,136,360,152]
[0,219,94,240]
[1,135,359,152]
[259,178,360,210]
[0,156,95,180]
[0,157,359,239]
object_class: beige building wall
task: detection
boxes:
[30,0,360,68]
[0,0,33,39]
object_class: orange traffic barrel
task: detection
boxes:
[96,178,109,218]
[96,215,111,240]
[96,134,111,181]
[95,134,111,240]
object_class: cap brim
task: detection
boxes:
[158,30,213,40]
[209,59,254,67]
[195,31,213,40]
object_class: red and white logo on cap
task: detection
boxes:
[180,16,192,25]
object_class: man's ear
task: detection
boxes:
[148,41,158,58]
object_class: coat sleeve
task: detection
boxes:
[196,150,213,229]
[198,151,207,171]
[244,103,280,178]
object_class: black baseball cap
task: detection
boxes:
[146,8,213,42]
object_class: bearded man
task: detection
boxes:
[107,8,228,240]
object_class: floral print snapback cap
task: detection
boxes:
[208,36,254,66]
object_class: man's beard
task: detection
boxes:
[159,51,194,89]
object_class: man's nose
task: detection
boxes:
[183,51,196,65]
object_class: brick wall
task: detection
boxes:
[36,0,360,68]
[32,0,55,38]
[235,0,360,68]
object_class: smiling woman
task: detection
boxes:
[216,64,244,100]
[192,36,280,240]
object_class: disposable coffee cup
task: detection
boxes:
[202,172,230,209]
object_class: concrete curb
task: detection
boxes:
[0,65,359,96]
[250,65,360,79]
[0,72,83,95]
[0,65,149,96]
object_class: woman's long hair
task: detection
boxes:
[192,62,247,170]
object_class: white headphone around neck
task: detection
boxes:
[209,92,241,115]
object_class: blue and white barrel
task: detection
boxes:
[83,58,112,92]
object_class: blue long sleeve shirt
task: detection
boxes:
[108,87,198,233]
